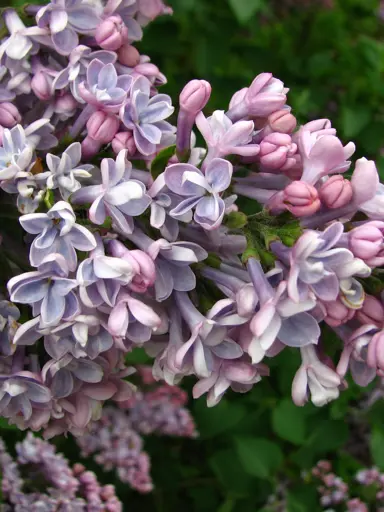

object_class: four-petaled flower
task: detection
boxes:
[165,157,233,231]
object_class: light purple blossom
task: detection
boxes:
[120,75,174,155]
[196,110,259,169]
[76,235,136,308]
[36,0,101,55]
[247,259,320,363]
[280,222,370,306]
[71,150,151,234]
[174,291,243,378]
[20,201,96,270]
[45,142,93,199]
[193,357,269,406]
[8,254,79,328]
[0,125,33,181]
[0,372,51,423]
[52,45,116,102]
[165,157,233,231]
[79,58,132,112]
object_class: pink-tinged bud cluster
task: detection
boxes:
[349,221,384,267]
[283,180,321,216]
[357,295,384,326]
[0,103,21,128]
[112,131,137,155]
[179,80,212,115]
[319,175,353,209]
[87,111,120,143]
[95,15,128,51]
[322,298,355,327]
[259,133,297,171]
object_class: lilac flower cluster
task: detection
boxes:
[311,460,384,511]
[1,0,384,437]
[0,432,122,511]
[76,367,197,493]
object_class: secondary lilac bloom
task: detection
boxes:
[20,201,96,271]
[52,45,116,102]
[165,158,233,231]
[247,259,320,363]
[45,142,93,199]
[292,345,341,406]
[0,301,20,357]
[0,372,51,422]
[272,222,369,304]
[76,236,136,308]
[108,290,162,343]
[120,75,174,155]
[71,150,150,234]
[193,357,269,407]
[36,0,101,55]
[195,110,259,168]
[24,119,58,151]
[0,125,34,181]
[174,292,243,378]
[8,254,79,328]
[79,59,132,113]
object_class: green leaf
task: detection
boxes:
[150,144,176,179]
[341,106,371,138]
[272,399,306,445]
[209,449,255,497]
[370,428,384,470]
[227,0,263,24]
[307,420,349,453]
[235,437,283,478]
[193,398,246,439]
[125,347,151,365]
[286,486,320,512]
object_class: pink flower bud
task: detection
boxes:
[179,79,212,115]
[349,221,384,266]
[117,43,141,67]
[111,131,136,156]
[87,111,120,143]
[357,295,384,327]
[31,70,53,101]
[319,175,353,209]
[0,102,21,128]
[283,181,321,217]
[54,93,78,120]
[108,240,156,293]
[259,133,297,171]
[81,136,102,160]
[322,299,355,327]
[95,15,128,51]
[268,110,297,134]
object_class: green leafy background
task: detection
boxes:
[2,0,384,510]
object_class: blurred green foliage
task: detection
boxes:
[140,0,384,170]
